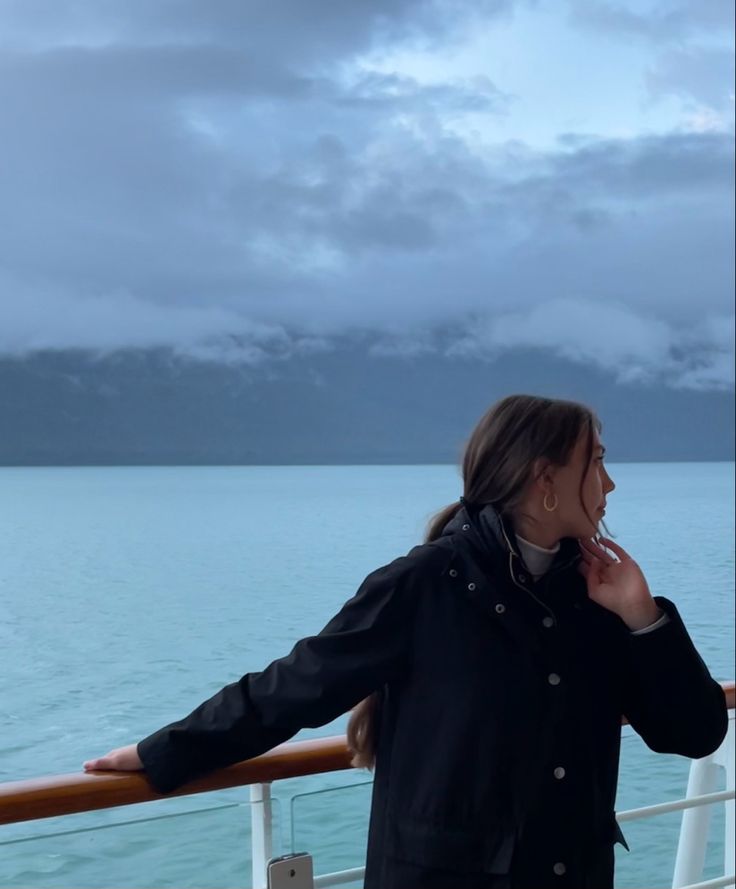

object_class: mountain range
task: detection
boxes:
[0,346,732,464]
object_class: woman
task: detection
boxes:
[84,395,728,889]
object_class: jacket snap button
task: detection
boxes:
[449,569,458,578]
[542,616,555,628]
[553,766,566,779]
[495,603,505,614]
[462,523,470,531]
[553,862,566,876]
[548,673,561,686]
[467,582,476,591]
[517,573,527,583]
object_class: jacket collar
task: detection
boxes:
[441,502,581,587]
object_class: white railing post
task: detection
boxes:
[672,715,735,889]
[672,757,720,887]
[716,715,735,876]
[250,782,274,889]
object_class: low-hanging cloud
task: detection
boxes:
[445,299,734,392]
[0,0,733,392]
[646,47,735,113]
[568,0,734,42]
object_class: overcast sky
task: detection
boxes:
[0,0,733,389]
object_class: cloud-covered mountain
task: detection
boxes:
[1,345,731,465]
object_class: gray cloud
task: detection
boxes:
[0,0,732,392]
[336,71,511,114]
[568,2,734,136]
[646,46,735,109]
[446,301,734,391]
[0,0,515,59]
[568,0,734,42]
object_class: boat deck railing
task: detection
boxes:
[1,681,734,889]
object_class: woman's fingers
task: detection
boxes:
[83,744,142,773]
[83,756,115,771]
[579,537,615,565]
[578,547,595,565]
[597,537,631,562]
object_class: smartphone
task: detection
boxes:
[266,852,314,889]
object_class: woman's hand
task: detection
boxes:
[578,537,663,631]
[83,744,143,773]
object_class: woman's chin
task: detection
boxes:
[581,519,603,538]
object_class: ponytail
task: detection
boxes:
[346,499,462,770]
[346,692,380,769]
[425,500,463,543]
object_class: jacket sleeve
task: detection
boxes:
[620,596,729,759]
[137,555,418,793]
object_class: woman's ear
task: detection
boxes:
[532,458,555,492]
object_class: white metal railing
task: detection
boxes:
[672,711,735,889]
[1,712,732,888]
[250,783,275,889]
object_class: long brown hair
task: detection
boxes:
[346,394,601,769]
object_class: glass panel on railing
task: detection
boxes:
[701,803,728,885]
[288,779,372,884]
[618,727,694,808]
[613,808,684,889]
[612,805,727,889]
[0,789,282,888]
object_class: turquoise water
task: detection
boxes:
[0,463,733,888]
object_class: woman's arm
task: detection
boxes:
[619,596,728,758]
[579,537,728,758]
[88,554,420,794]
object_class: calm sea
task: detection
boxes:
[0,464,733,888]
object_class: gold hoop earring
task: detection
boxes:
[543,492,558,512]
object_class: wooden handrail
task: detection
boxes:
[0,736,352,826]
[2,681,733,828]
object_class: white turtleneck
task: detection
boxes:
[516,533,560,580]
